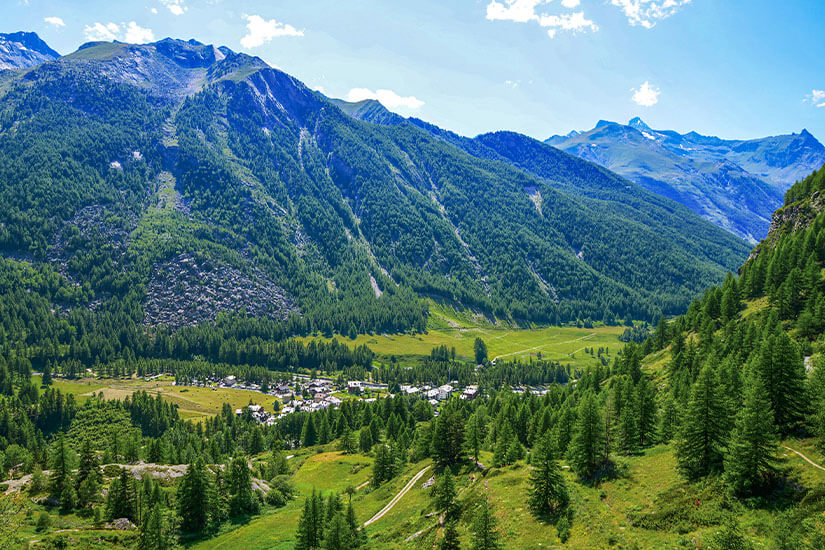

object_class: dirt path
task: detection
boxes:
[363,465,431,527]
[491,332,596,363]
[784,445,825,472]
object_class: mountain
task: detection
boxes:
[0,31,59,71]
[546,119,825,243]
[0,36,751,351]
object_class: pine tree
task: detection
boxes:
[302,416,318,447]
[474,338,488,364]
[50,434,72,502]
[635,378,657,447]
[106,469,136,521]
[177,457,214,533]
[754,327,808,435]
[228,455,258,516]
[138,503,173,550]
[470,500,501,550]
[322,511,346,550]
[339,425,356,454]
[567,393,606,479]
[343,500,365,547]
[295,490,322,550]
[371,443,396,487]
[359,428,373,453]
[465,413,482,464]
[434,470,457,517]
[41,362,53,386]
[723,379,778,496]
[441,520,461,550]
[528,434,568,517]
[675,365,727,480]
[431,411,465,468]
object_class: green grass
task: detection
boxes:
[301,319,624,370]
[47,377,280,421]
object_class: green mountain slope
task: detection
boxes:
[0,37,749,345]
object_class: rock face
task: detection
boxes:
[744,191,825,267]
[0,32,59,71]
[143,253,298,329]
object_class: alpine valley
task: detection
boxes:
[0,28,825,550]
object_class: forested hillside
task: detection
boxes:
[0,36,750,361]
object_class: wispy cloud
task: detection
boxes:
[347,88,424,110]
[805,90,825,108]
[84,21,155,44]
[632,81,660,107]
[44,16,65,28]
[610,0,691,29]
[240,14,304,49]
[485,0,598,38]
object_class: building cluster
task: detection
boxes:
[178,374,483,425]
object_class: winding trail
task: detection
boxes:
[784,445,825,472]
[363,465,431,527]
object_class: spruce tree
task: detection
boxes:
[567,393,606,479]
[228,455,258,516]
[137,503,173,550]
[434,470,457,517]
[359,428,373,453]
[322,511,346,550]
[302,416,318,448]
[528,434,568,517]
[723,379,778,496]
[339,424,356,454]
[294,493,318,550]
[675,365,727,480]
[441,520,461,550]
[753,327,807,435]
[470,500,502,550]
[177,457,214,533]
[50,434,72,502]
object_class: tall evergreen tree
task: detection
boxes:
[470,500,502,550]
[724,379,778,496]
[675,365,727,480]
[441,520,461,550]
[177,457,214,533]
[753,327,807,435]
[137,503,173,550]
[567,393,606,479]
[528,434,569,517]
[228,455,258,516]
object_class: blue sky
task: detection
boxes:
[7,0,825,141]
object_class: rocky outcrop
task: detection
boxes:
[745,191,825,266]
[143,253,298,329]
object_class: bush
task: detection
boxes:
[265,489,286,507]
[36,511,51,532]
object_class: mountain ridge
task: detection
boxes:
[546,118,825,243]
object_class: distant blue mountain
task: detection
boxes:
[546,119,825,243]
[0,31,59,71]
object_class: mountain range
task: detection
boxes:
[547,118,825,243]
[0,31,59,71]
[0,32,751,337]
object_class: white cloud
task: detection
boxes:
[151,8,159,14]
[485,0,598,38]
[124,22,155,43]
[84,22,120,42]
[631,81,660,107]
[805,90,825,108]
[610,0,691,29]
[159,0,187,16]
[539,11,598,37]
[44,16,65,28]
[505,80,520,88]
[83,21,155,44]
[240,14,304,49]
[346,88,424,110]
